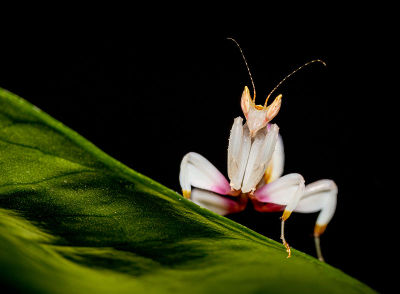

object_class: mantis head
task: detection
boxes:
[241,86,282,137]
[227,37,326,138]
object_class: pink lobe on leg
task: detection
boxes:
[252,184,271,202]
[191,189,248,215]
[251,198,285,212]
[211,176,232,195]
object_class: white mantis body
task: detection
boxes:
[179,39,337,261]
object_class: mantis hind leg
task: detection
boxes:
[294,180,338,261]
[253,176,337,261]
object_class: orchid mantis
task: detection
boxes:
[179,39,337,261]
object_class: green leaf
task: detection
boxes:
[0,87,374,294]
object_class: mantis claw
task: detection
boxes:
[280,218,291,258]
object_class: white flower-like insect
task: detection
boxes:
[179,39,337,261]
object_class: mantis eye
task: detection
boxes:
[241,87,282,137]
[240,86,251,118]
[265,94,282,122]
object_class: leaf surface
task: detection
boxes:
[0,88,374,293]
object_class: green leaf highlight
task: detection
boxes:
[0,88,375,293]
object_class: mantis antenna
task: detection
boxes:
[227,37,257,102]
[265,59,327,107]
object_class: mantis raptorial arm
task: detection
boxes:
[227,117,251,191]
[241,124,279,194]
[227,116,280,194]
[294,180,338,261]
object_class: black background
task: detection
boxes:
[0,16,395,293]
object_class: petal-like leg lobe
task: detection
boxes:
[179,152,231,198]
[191,189,247,215]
